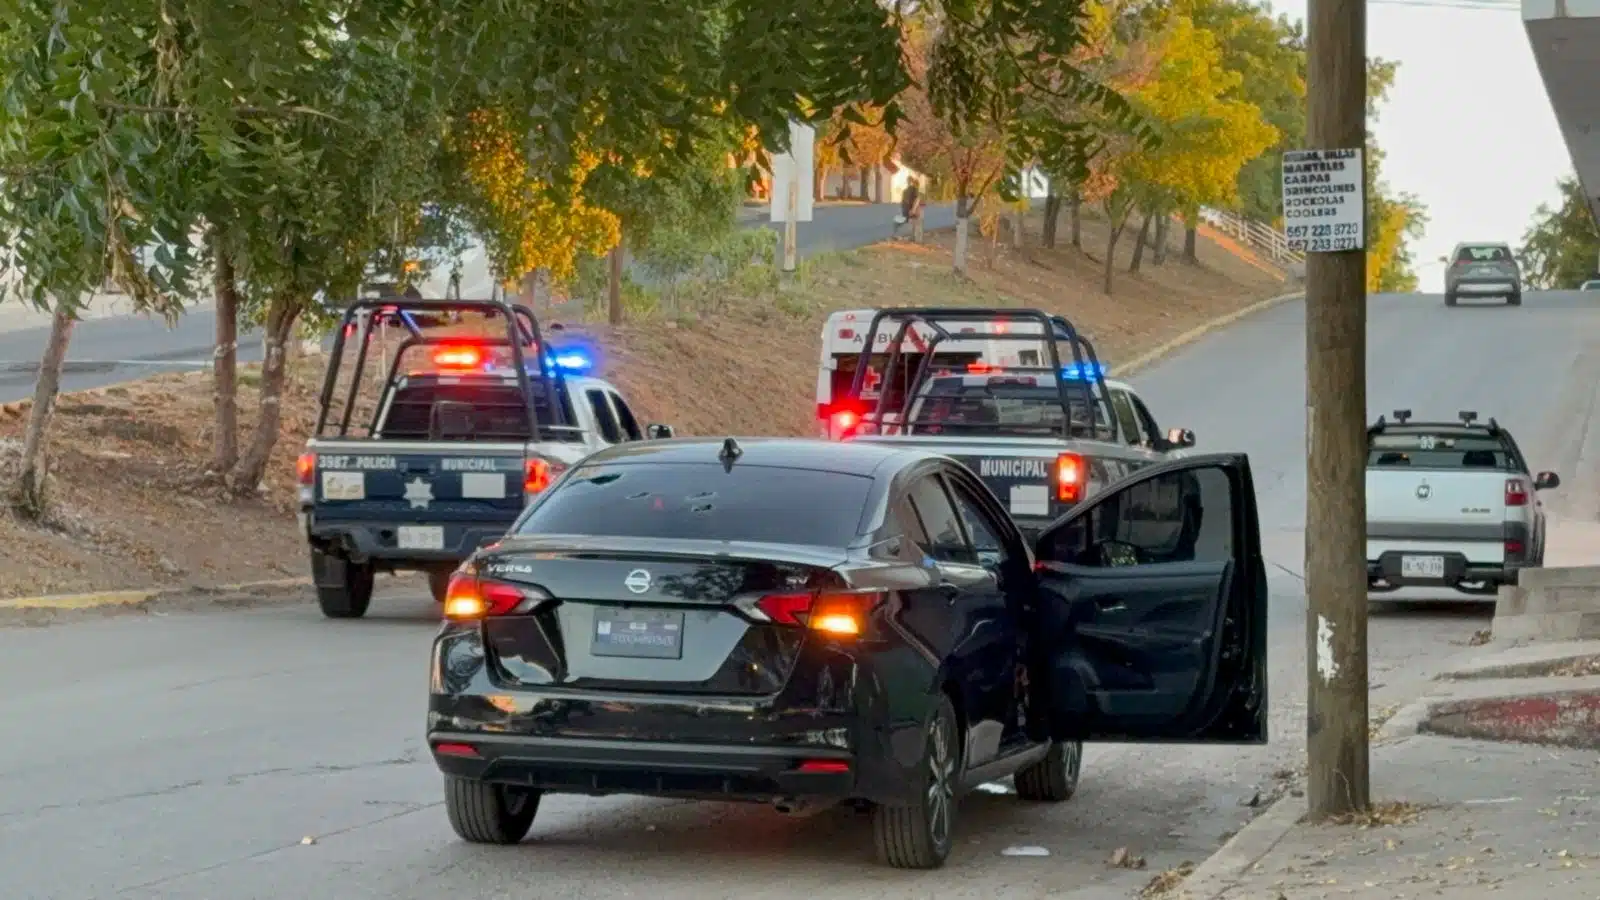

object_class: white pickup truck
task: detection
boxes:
[1366,410,1559,596]
[297,300,673,619]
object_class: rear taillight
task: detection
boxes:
[753,590,883,636]
[442,572,531,620]
[296,453,315,486]
[1505,539,1525,557]
[523,457,565,494]
[830,409,861,439]
[1056,452,1085,503]
[1505,478,1528,507]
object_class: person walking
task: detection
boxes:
[894,178,923,240]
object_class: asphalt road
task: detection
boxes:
[0,203,957,403]
[5,290,1599,899]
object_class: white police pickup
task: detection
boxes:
[1366,410,1559,596]
[298,341,673,619]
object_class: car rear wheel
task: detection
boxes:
[873,695,960,869]
[1508,292,1522,306]
[1014,739,1083,802]
[311,550,374,619]
[1444,292,1457,307]
[427,569,452,604]
[444,776,541,844]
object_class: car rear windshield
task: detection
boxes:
[905,378,1108,437]
[377,381,581,441]
[1368,432,1513,470]
[1455,245,1511,263]
[517,462,872,546]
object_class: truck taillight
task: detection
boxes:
[831,409,860,439]
[524,458,552,493]
[1505,478,1528,507]
[1056,452,1084,503]
[296,453,315,486]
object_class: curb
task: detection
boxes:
[1121,290,1304,377]
[1174,792,1307,899]
[0,576,311,611]
[1423,686,1600,749]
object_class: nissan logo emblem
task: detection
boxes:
[624,569,651,594]
[1416,483,1431,500]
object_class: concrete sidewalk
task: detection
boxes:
[1201,735,1598,899]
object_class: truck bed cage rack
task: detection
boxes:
[1368,411,1502,436]
[314,296,570,441]
[843,307,1116,442]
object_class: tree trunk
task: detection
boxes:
[607,243,624,325]
[1069,191,1083,249]
[813,167,826,202]
[953,197,972,275]
[1183,224,1200,264]
[1129,215,1153,274]
[226,298,301,494]
[1042,192,1061,248]
[1103,220,1125,294]
[10,305,75,517]
[211,232,241,473]
[1010,209,1024,250]
[857,167,870,200]
[1153,216,1171,265]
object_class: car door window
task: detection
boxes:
[906,475,974,565]
[608,391,644,441]
[944,478,1008,569]
[1040,467,1232,568]
[1109,389,1143,446]
[1127,394,1162,446]
[585,390,623,443]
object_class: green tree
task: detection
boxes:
[1518,175,1600,290]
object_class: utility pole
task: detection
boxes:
[1303,0,1370,819]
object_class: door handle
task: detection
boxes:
[937,583,961,604]
[1094,596,1127,613]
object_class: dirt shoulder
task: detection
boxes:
[0,213,1291,600]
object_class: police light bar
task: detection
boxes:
[539,348,594,374]
[1061,361,1109,380]
[432,345,485,369]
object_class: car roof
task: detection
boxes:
[581,436,927,477]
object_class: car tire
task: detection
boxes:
[312,551,374,619]
[1508,292,1522,306]
[1444,292,1457,307]
[1014,739,1083,802]
[443,776,540,844]
[873,695,961,869]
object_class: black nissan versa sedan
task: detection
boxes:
[427,437,1269,869]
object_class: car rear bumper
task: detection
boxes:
[428,732,858,802]
[1450,280,1519,295]
[1367,551,1520,591]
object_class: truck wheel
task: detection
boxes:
[1014,740,1082,802]
[1444,292,1457,307]
[1508,292,1522,306]
[428,569,452,604]
[312,550,374,619]
[444,776,540,844]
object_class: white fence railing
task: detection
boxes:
[1197,207,1305,272]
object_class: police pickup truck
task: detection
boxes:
[297,299,673,619]
[837,307,1197,536]
[1366,409,1559,595]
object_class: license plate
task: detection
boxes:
[397,525,444,550]
[320,471,365,501]
[592,609,684,660]
[460,472,506,499]
[1009,484,1050,516]
[1400,555,1445,579]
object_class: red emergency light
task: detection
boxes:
[432,345,484,369]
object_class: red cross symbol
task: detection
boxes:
[862,367,883,394]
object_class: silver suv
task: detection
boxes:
[1444,243,1521,307]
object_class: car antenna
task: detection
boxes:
[718,437,742,472]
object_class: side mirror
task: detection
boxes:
[647,423,675,440]
[1165,427,1196,449]
[1535,471,1560,490]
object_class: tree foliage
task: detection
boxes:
[1518,175,1600,290]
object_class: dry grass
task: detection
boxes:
[0,212,1289,599]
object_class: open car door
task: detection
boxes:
[1031,453,1268,743]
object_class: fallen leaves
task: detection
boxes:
[1110,846,1148,869]
[1139,861,1195,897]
[1551,655,1600,677]
[1326,800,1424,828]
[1467,628,1492,647]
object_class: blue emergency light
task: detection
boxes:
[1061,361,1109,380]
[543,348,594,374]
